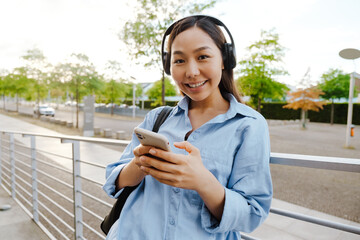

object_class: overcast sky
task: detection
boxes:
[0,0,359,88]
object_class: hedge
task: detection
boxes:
[122,99,359,125]
[261,103,360,125]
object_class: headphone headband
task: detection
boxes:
[161,15,236,75]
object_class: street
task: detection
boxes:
[3,103,144,137]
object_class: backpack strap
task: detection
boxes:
[152,106,173,133]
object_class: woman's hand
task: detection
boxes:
[138,141,210,191]
[139,141,225,220]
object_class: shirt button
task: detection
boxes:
[173,188,180,193]
[169,218,175,225]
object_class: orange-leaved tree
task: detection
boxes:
[283,87,325,129]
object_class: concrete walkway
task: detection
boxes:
[0,112,359,240]
[0,187,49,240]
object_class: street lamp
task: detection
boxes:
[339,48,360,148]
[130,76,136,119]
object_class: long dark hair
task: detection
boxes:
[166,16,243,103]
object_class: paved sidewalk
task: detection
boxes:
[0,112,359,240]
[0,187,49,240]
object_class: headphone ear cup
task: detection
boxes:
[163,52,171,75]
[222,43,236,70]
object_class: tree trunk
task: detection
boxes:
[301,109,306,129]
[330,99,334,125]
[16,93,19,112]
[162,70,165,106]
[76,78,79,129]
[257,97,261,112]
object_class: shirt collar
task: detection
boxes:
[175,93,258,120]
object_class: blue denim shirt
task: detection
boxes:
[103,94,272,240]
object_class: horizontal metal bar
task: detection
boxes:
[1,150,10,157]
[37,180,74,204]
[36,148,72,161]
[15,182,32,198]
[14,152,31,162]
[80,205,103,222]
[15,174,32,189]
[14,142,29,149]
[79,175,103,187]
[38,200,75,233]
[79,159,106,169]
[37,158,72,174]
[241,233,261,240]
[14,189,32,207]
[14,165,32,179]
[4,130,130,146]
[270,208,360,235]
[1,178,10,188]
[15,160,31,171]
[82,221,106,240]
[270,152,360,173]
[2,164,11,174]
[37,168,73,189]
[37,190,74,218]
[81,190,113,208]
[38,210,72,240]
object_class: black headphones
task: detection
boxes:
[161,15,236,75]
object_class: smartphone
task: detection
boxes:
[134,127,171,151]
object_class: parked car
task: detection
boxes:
[33,104,55,117]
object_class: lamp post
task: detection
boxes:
[130,76,136,119]
[339,48,360,148]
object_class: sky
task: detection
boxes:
[0,0,359,88]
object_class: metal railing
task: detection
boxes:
[0,130,359,240]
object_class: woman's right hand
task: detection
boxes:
[133,145,153,169]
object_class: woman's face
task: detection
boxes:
[170,27,224,103]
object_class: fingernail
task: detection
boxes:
[149,149,156,154]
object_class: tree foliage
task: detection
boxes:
[237,29,289,112]
[146,78,177,106]
[283,87,325,128]
[317,68,351,124]
[120,0,216,105]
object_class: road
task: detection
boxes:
[4,103,144,137]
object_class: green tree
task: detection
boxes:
[237,29,288,112]
[9,67,31,112]
[103,80,129,115]
[317,69,351,125]
[0,70,11,109]
[57,53,102,128]
[21,48,50,115]
[120,0,216,105]
[146,78,177,106]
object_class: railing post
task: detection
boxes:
[0,132,2,186]
[9,133,16,199]
[24,134,39,223]
[62,139,83,240]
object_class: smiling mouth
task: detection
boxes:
[186,81,207,88]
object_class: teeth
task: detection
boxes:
[188,81,206,88]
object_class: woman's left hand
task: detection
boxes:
[138,141,210,191]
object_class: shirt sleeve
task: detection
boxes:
[201,115,273,233]
[102,107,165,198]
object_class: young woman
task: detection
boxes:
[103,15,272,239]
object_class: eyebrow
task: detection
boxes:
[172,46,211,55]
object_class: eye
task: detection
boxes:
[198,55,209,60]
[173,59,184,64]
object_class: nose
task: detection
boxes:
[185,60,200,79]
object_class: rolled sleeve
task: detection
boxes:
[102,163,127,198]
[202,116,273,233]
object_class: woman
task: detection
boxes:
[103,15,272,239]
